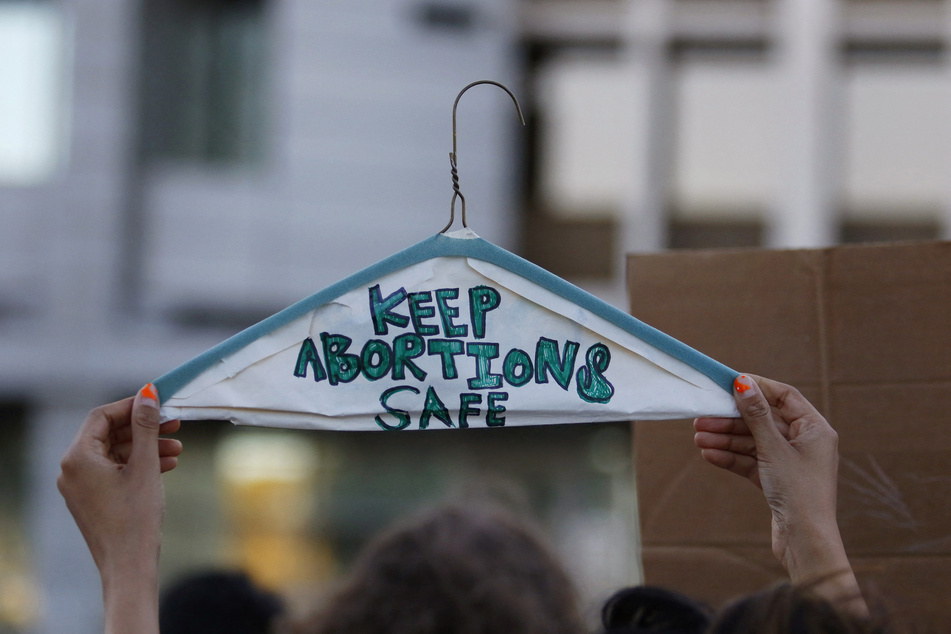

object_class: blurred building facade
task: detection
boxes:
[522,0,951,302]
[1,0,950,632]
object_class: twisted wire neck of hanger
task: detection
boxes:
[441,80,525,234]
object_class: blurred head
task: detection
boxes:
[160,569,284,634]
[600,585,711,634]
[709,582,883,634]
[286,504,584,634]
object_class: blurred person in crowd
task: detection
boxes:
[707,580,883,634]
[58,374,878,633]
[599,585,712,634]
[159,569,283,634]
[285,503,584,634]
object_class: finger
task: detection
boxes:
[59,398,137,500]
[99,396,135,426]
[733,375,790,455]
[695,414,793,441]
[694,417,751,436]
[698,448,762,488]
[160,456,179,473]
[110,437,183,464]
[129,383,161,472]
[751,375,821,423]
[694,431,757,456]
[160,438,183,458]
[87,397,135,446]
[110,418,180,447]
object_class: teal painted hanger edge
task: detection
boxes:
[153,233,739,403]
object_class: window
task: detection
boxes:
[842,62,949,223]
[534,51,641,221]
[840,219,939,244]
[670,52,776,224]
[139,0,267,164]
[667,218,764,249]
[0,2,66,185]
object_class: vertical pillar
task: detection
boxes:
[615,0,672,570]
[27,395,112,634]
[618,0,671,269]
[942,15,951,240]
[771,0,841,248]
[31,0,142,627]
[617,8,668,581]
[46,0,140,339]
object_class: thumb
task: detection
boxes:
[129,383,161,471]
[733,375,787,456]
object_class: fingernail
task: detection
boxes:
[139,383,159,408]
[734,375,753,394]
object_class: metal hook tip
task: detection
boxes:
[445,80,524,233]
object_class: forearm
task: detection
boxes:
[58,391,172,634]
[100,555,160,634]
[782,521,867,618]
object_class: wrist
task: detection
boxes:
[97,538,160,583]
[782,519,849,583]
[782,521,868,617]
[100,550,161,634]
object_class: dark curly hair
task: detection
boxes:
[709,581,887,634]
[284,504,585,634]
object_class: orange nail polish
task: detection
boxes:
[141,383,158,401]
[734,375,752,394]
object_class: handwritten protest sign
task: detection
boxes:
[155,230,739,430]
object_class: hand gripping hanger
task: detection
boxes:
[441,80,526,233]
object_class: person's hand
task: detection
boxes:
[58,384,182,634]
[694,375,838,567]
[694,375,865,614]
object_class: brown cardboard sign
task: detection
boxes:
[627,241,951,628]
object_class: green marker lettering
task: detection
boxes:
[408,291,438,336]
[534,338,579,390]
[466,342,502,389]
[458,393,482,429]
[375,386,419,430]
[427,338,464,380]
[486,392,508,427]
[369,285,409,335]
[392,333,427,381]
[502,348,533,387]
[321,333,361,385]
[293,337,327,382]
[361,339,392,381]
[576,343,615,403]
[469,286,500,339]
[419,386,454,429]
[435,288,467,338]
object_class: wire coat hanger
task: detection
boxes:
[441,80,526,234]
[152,79,740,431]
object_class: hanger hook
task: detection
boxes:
[441,80,525,234]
